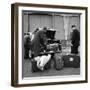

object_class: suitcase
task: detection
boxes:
[46,43,59,52]
[53,53,64,70]
[44,59,51,70]
[31,58,51,72]
[31,60,40,72]
[62,54,80,68]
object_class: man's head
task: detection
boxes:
[43,26,47,29]
[43,27,47,33]
[71,25,76,30]
[34,28,39,34]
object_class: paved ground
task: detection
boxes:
[23,46,80,77]
[23,59,80,77]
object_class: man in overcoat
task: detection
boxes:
[71,25,80,54]
[31,27,47,57]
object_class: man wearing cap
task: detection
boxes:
[70,25,80,54]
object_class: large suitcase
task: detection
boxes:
[62,54,80,68]
[31,58,51,72]
[53,53,64,70]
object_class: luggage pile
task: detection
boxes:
[31,53,80,72]
[30,28,80,72]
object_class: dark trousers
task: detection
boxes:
[71,45,79,54]
[24,47,29,59]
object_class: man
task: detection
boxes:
[24,29,39,59]
[70,25,80,54]
[24,34,31,59]
[31,27,47,57]
[29,28,39,58]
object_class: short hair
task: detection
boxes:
[43,27,47,30]
[71,25,76,28]
[33,28,39,34]
[35,28,39,32]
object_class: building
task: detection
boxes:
[22,11,80,40]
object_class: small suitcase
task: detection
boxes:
[62,54,80,68]
[53,53,64,70]
[31,60,40,72]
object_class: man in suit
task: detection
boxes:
[71,25,80,54]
